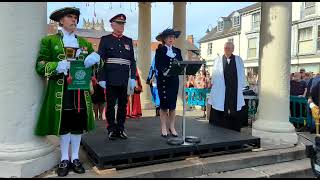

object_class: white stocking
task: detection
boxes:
[70,134,82,162]
[59,133,71,161]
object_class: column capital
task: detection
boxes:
[173,2,187,6]
[138,2,152,7]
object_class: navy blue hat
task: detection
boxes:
[156,28,181,41]
[49,7,80,24]
[109,14,126,23]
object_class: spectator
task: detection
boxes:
[290,72,307,97]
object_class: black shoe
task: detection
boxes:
[161,134,168,138]
[108,131,117,140]
[71,159,85,174]
[119,131,128,139]
[169,129,178,137]
[156,108,160,116]
[56,160,70,177]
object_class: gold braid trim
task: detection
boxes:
[44,62,57,78]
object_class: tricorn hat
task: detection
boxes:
[109,13,126,23]
[156,28,181,42]
[49,7,80,24]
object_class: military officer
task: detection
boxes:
[34,7,103,177]
[98,14,137,140]
[155,28,183,138]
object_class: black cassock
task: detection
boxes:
[209,54,246,132]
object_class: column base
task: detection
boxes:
[252,127,298,148]
[0,148,59,178]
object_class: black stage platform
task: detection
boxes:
[82,116,260,170]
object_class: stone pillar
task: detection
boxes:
[137,2,153,110]
[0,3,59,177]
[252,2,298,147]
[173,2,187,110]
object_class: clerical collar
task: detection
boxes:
[61,28,76,37]
[112,32,123,38]
[224,54,233,59]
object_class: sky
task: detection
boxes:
[47,2,255,47]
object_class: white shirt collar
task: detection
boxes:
[61,28,75,37]
[165,44,173,50]
[61,28,78,48]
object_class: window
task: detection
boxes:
[317,26,320,51]
[252,12,260,30]
[304,2,315,16]
[207,43,212,55]
[233,16,240,27]
[228,38,234,43]
[298,27,313,54]
[247,38,257,58]
[218,21,224,32]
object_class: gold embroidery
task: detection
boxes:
[57,79,64,85]
[57,54,66,61]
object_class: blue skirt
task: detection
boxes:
[157,76,179,110]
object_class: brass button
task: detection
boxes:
[55,104,62,111]
[56,92,62,98]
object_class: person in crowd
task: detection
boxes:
[127,68,143,118]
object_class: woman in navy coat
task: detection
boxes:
[155,28,183,138]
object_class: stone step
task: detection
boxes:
[43,144,308,178]
[196,158,313,178]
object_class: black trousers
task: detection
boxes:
[209,106,246,132]
[105,85,128,133]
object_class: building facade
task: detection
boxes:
[199,2,320,75]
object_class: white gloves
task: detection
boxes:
[98,81,106,89]
[129,79,136,91]
[56,60,70,76]
[84,52,100,68]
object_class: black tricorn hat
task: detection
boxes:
[49,7,80,24]
[156,28,181,42]
[109,13,126,23]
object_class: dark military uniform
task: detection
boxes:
[98,33,136,134]
[155,45,183,110]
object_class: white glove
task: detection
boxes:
[130,79,136,91]
[76,48,82,57]
[56,60,70,76]
[98,81,106,89]
[84,52,100,68]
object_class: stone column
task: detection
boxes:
[252,2,298,147]
[173,2,187,110]
[0,3,59,177]
[137,2,153,110]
